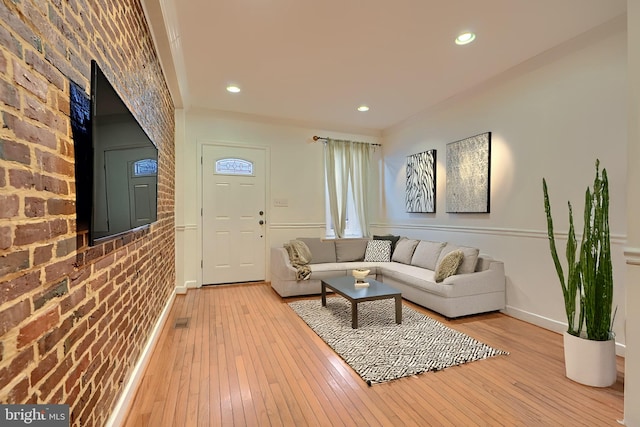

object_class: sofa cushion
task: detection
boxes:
[364,240,391,262]
[435,250,464,282]
[411,240,446,270]
[373,234,401,251]
[298,238,336,264]
[391,238,419,264]
[437,243,480,274]
[335,238,369,262]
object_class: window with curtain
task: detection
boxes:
[323,138,373,238]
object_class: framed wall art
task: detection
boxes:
[446,132,491,213]
[406,149,436,213]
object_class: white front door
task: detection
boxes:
[202,144,267,285]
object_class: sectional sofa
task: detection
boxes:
[270,236,506,318]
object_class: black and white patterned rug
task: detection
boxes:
[288,298,508,385]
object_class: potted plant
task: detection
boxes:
[542,159,617,387]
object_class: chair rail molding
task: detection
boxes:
[269,222,325,229]
[371,222,627,244]
[624,247,640,265]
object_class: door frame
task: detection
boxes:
[197,140,271,287]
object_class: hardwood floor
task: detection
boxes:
[123,282,624,426]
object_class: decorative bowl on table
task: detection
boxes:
[352,269,370,286]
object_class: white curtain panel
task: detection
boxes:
[324,139,372,237]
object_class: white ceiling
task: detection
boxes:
[143,0,627,134]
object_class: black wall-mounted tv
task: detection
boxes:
[88,60,158,246]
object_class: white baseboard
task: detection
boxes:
[105,290,176,426]
[505,305,626,357]
[175,280,197,294]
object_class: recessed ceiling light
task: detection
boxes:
[455,32,476,45]
[226,85,241,93]
[357,105,370,112]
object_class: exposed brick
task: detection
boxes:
[33,278,68,310]
[48,198,75,215]
[0,250,30,276]
[24,49,65,90]
[64,319,88,356]
[94,254,115,272]
[69,265,90,287]
[24,196,45,217]
[0,271,40,306]
[88,271,108,292]
[81,353,102,387]
[24,94,67,134]
[44,256,75,282]
[37,315,73,356]
[60,284,86,314]
[35,149,75,177]
[13,58,49,101]
[29,350,57,386]
[17,307,60,348]
[88,303,106,329]
[57,91,70,116]
[0,194,19,217]
[2,112,57,149]
[0,78,20,109]
[39,174,69,195]
[0,347,34,389]
[5,377,30,404]
[0,299,31,336]
[0,166,5,187]
[65,352,89,393]
[0,50,6,73]
[14,218,68,245]
[41,353,73,401]
[0,139,30,164]
[33,244,53,265]
[90,329,108,359]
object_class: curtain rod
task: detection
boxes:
[312,135,382,147]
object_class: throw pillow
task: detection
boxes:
[391,238,419,264]
[434,250,464,282]
[297,237,337,264]
[436,243,480,274]
[364,240,391,262]
[411,240,446,270]
[335,238,369,262]
[373,234,401,251]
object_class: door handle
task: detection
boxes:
[259,220,264,225]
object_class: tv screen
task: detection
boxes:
[89,60,158,246]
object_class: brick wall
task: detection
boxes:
[0,0,175,425]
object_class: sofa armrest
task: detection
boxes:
[443,260,505,295]
[270,247,298,281]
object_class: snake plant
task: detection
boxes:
[543,160,614,341]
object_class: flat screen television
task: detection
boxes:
[88,60,158,246]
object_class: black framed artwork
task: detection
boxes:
[446,132,491,213]
[406,149,437,213]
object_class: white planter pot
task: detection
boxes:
[563,331,617,387]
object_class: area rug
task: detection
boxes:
[288,298,508,385]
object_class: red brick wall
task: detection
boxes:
[0,0,175,425]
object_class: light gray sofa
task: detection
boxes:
[270,237,506,318]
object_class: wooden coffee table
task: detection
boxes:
[321,276,402,329]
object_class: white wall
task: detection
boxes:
[174,109,381,288]
[379,19,628,349]
[625,0,640,424]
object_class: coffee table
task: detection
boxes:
[321,276,402,329]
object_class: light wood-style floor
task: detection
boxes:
[123,282,624,426]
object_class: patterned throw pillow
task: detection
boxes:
[364,240,392,262]
[434,250,464,283]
